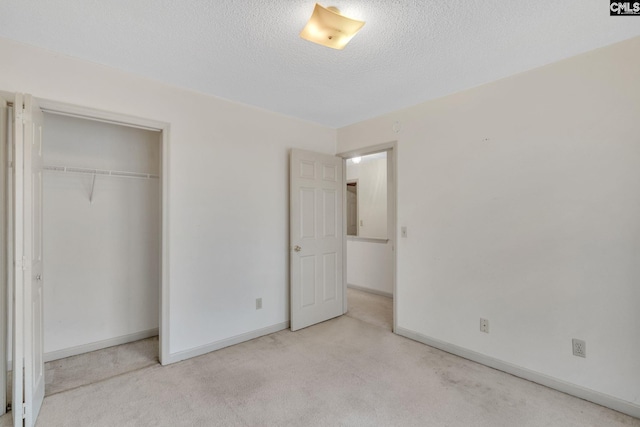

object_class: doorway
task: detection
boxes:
[35,99,171,366]
[1,94,170,423]
[340,144,397,332]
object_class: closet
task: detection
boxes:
[41,113,161,362]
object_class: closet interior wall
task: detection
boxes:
[40,113,161,360]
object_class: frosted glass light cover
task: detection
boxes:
[300,4,365,50]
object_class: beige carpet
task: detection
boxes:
[44,337,159,396]
[346,287,393,331]
[4,337,159,404]
[1,289,638,426]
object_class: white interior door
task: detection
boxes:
[290,149,344,331]
[13,93,45,427]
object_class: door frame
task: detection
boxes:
[2,95,172,366]
[337,141,398,332]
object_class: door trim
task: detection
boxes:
[35,98,171,365]
[337,141,398,333]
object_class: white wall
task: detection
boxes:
[42,113,160,356]
[346,156,387,239]
[0,37,336,360]
[346,240,393,296]
[337,37,640,409]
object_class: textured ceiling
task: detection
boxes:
[1,1,639,128]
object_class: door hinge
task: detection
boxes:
[15,107,25,124]
[16,256,29,271]
[22,403,26,419]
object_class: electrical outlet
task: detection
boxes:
[572,339,586,358]
[480,318,489,333]
[256,298,262,310]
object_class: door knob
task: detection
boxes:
[36,274,42,281]
[294,245,302,252]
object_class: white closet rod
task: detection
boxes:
[43,165,159,180]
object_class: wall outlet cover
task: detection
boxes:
[572,338,586,358]
[480,318,489,333]
[256,298,262,310]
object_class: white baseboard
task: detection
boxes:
[347,283,393,298]
[44,328,159,363]
[395,327,640,420]
[164,321,289,365]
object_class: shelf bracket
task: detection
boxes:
[89,172,96,204]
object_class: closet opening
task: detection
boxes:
[3,98,170,407]
[41,112,161,394]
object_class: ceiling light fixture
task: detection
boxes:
[300,4,365,50]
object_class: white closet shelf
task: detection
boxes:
[44,165,159,179]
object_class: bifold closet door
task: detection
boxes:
[0,93,9,417]
[13,93,45,427]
